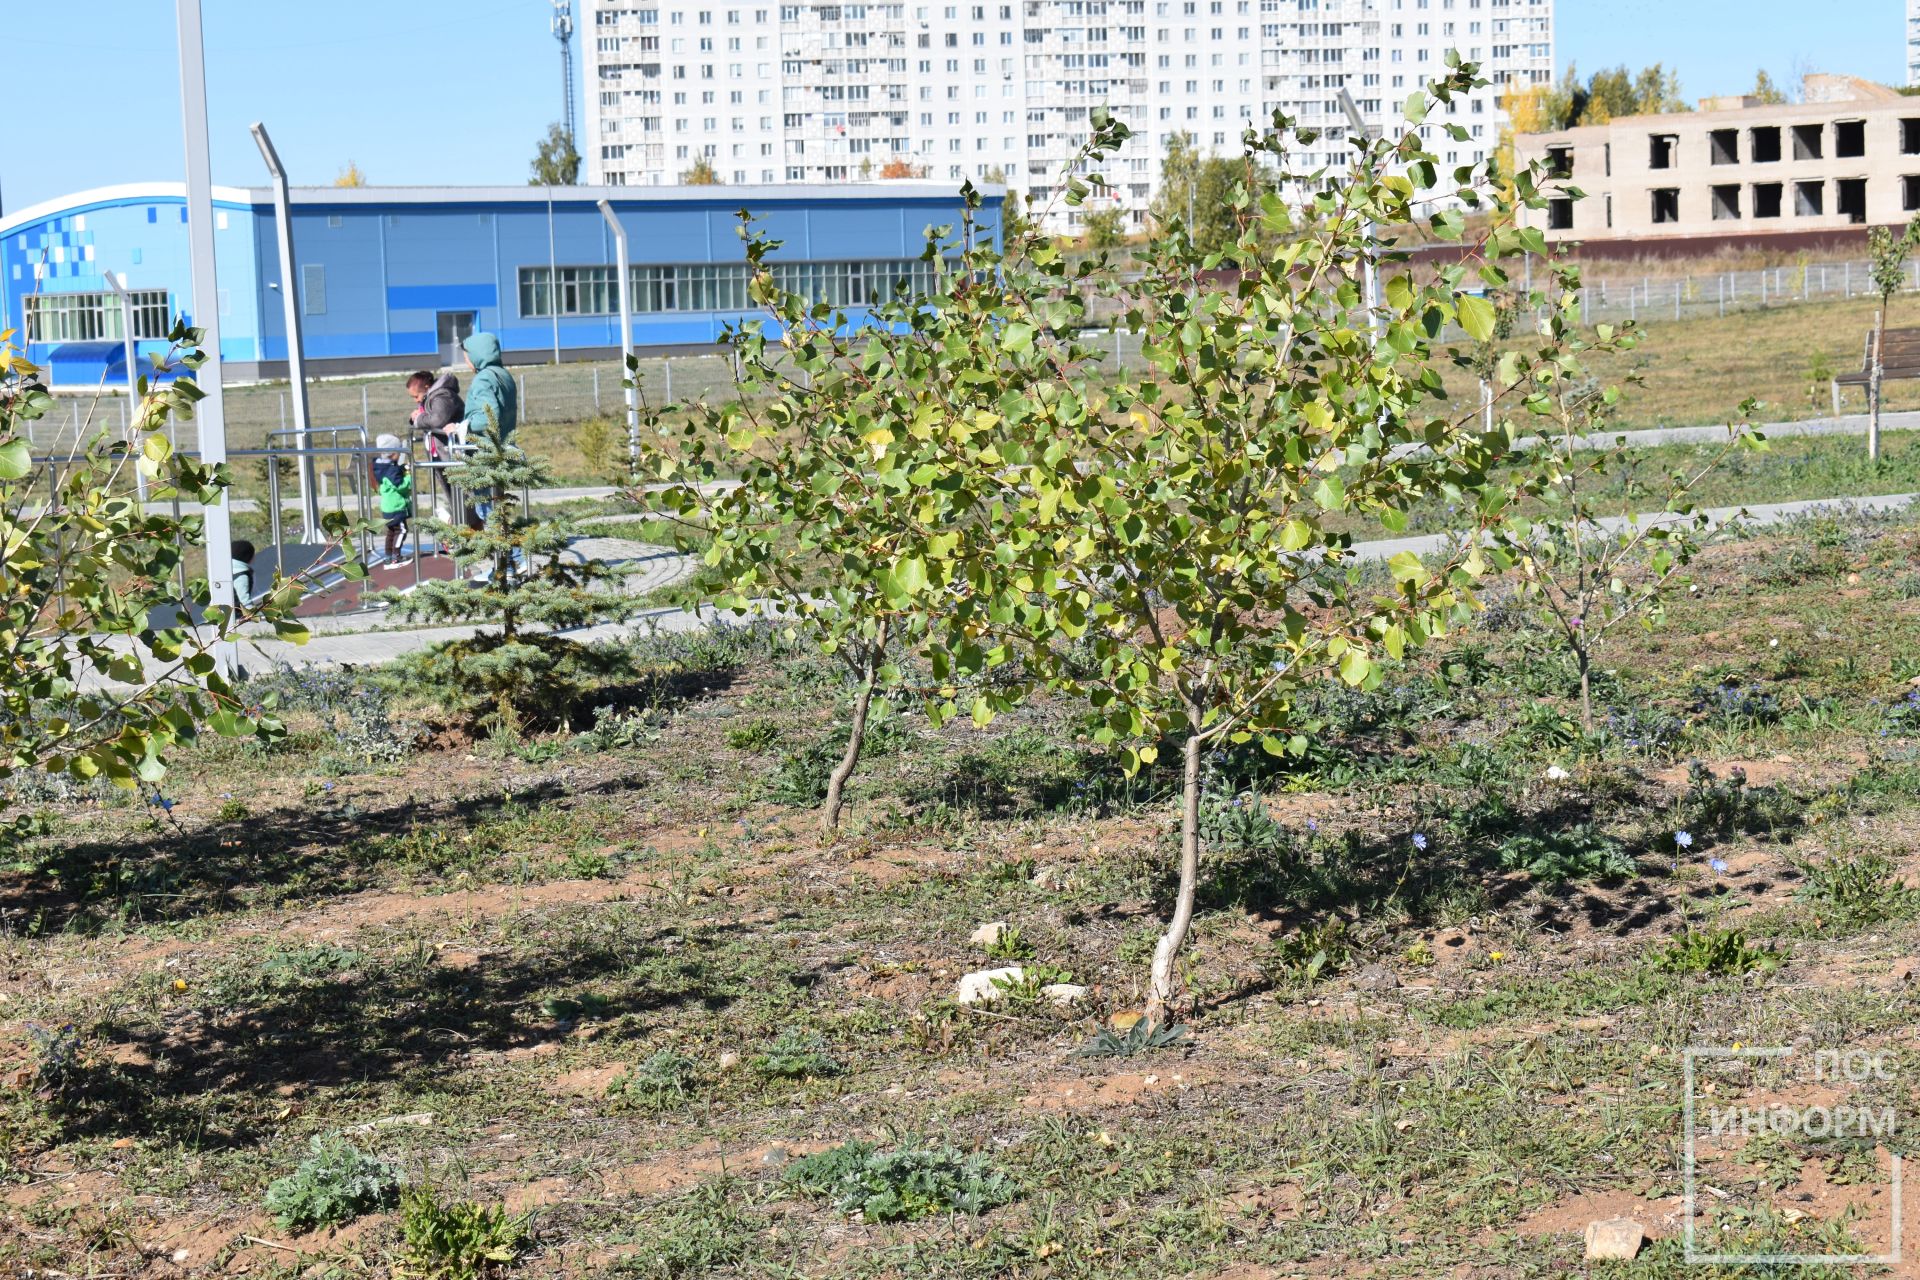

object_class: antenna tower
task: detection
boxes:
[552,1,576,141]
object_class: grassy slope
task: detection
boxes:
[4,507,1920,1277]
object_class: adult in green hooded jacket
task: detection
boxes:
[461,332,517,446]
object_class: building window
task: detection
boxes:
[1650,188,1679,224]
[1546,197,1573,230]
[1835,119,1866,159]
[1837,177,1867,224]
[23,290,171,343]
[1710,184,1740,220]
[1903,119,1920,156]
[1649,133,1677,170]
[1709,128,1738,165]
[1750,126,1782,163]
[1795,180,1824,217]
[296,264,328,316]
[1544,143,1571,177]
[516,258,948,316]
[1792,123,1823,161]
[1903,176,1920,213]
[1753,181,1783,219]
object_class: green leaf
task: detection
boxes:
[1387,550,1429,586]
[0,439,29,481]
[1456,293,1497,343]
[1338,648,1372,687]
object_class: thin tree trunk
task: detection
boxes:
[1146,729,1205,1027]
[1576,646,1593,734]
[821,622,888,834]
[1871,301,1886,463]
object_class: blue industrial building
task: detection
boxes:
[0,182,1000,388]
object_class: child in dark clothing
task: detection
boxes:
[372,434,414,565]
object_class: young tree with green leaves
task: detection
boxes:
[1866,214,1920,463]
[0,325,344,834]
[977,65,1602,1024]
[634,184,1103,831]
[384,434,632,731]
[1489,357,1763,731]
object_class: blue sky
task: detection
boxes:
[0,0,1904,214]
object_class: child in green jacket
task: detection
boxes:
[372,434,414,565]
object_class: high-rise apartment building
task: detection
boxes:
[582,0,1553,234]
[1910,0,1920,88]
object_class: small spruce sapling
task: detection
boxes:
[383,432,632,730]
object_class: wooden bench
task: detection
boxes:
[1830,326,1920,410]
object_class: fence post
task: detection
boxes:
[664,358,673,402]
[1629,291,1636,322]
[593,365,601,413]
[361,384,369,428]
[519,373,528,422]
[1801,267,1808,301]
[1832,378,1841,416]
[1718,275,1725,317]
[1674,280,1680,321]
[1761,273,1767,306]
[279,392,287,431]
[1845,262,1851,297]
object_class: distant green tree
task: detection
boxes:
[1149,132,1270,253]
[529,123,581,185]
[1750,70,1789,105]
[680,156,720,185]
[1581,64,1689,123]
[384,435,632,731]
[1081,206,1127,249]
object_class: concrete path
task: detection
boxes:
[219,488,1917,674]
[1342,491,1919,565]
[127,412,1913,520]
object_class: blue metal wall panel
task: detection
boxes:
[5,187,997,382]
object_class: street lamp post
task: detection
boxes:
[596,199,638,467]
[101,270,146,506]
[175,0,236,675]
[1338,88,1383,351]
[250,122,321,539]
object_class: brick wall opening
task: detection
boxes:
[1837,176,1867,224]
[1904,118,1920,156]
[1795,179,1825,217]
[1835,119,1866,159]
[1547,197,1573,230]
[1651,187,1680,223]
[1753,181,1783,219]
[1711,184,1741,220]
[1750,125,1782,163]
[1792,123,1824,161]
[1546,144,1572,178]
[1709,129,1739,165]
[1649,134,1677,170]
[1904,175,1920,212]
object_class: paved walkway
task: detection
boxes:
[129,412,1916,519]
[218,488,1917,673]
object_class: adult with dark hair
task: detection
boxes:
[230,539,257,606]
[406,368,464,522]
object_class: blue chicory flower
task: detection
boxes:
[1675,830,1694,850]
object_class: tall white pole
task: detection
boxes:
[102,271,147,506]
[250,122,320,539]
[597,199,638,466]
[547,185,561,364]
[176,0,236,675]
